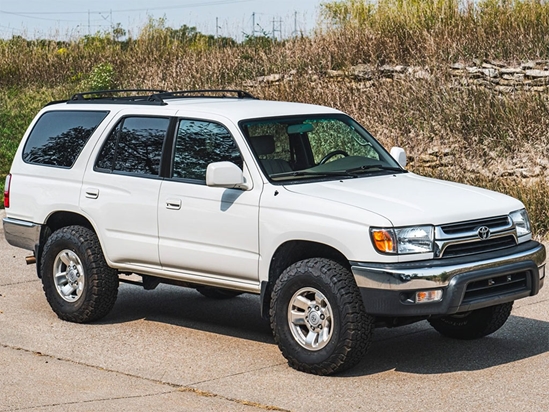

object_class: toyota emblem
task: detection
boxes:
[477,226,491,240]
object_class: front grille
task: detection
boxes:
[440,216,510,236]
[441,235,517,258]
[462,271,529,304]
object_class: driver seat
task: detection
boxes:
[250,135,292,175]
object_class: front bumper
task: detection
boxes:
[3,217,41,251]
[351,241,545,317]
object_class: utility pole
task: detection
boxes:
[216,17,219,38]
[88,10,91,35]
[252,12,255,37]
[294,11,297,37]
[272,18,282,41]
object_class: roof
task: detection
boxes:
[44,89,341,123]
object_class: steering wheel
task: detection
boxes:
[319,150,349,165]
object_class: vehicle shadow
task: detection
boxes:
[104,283,549,376]
[342,314,549,376]
[101,283,274,343]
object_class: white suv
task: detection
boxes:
[3,89,546,375]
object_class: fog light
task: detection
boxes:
[540,265,545,280]
[415,289,443,304]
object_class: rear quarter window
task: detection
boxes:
[22,110,108,168]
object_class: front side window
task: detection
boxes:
[241,114,403,182]
[23,110,108,168]
[172,119,242,182]
[96,116,169,176]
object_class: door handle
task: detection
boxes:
[166,198,182,210]
[85,188,99,199]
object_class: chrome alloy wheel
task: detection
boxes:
[53,249,85,302]
[287,287,334,351]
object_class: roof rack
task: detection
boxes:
[64,89,258,106]
[154,89,258,100]
[67,89,168,105]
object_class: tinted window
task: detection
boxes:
[23,110,108,168]
[173,120,242,181]
[241,115,402,182]
[96,117,169,176]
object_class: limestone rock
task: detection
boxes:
[524,69,549,78]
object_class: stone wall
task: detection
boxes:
[247,60,549,93]
[450,59,549,93]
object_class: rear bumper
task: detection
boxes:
[3,217,41,251]
[351,241,545,317]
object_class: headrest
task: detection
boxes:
[250,135,275,155]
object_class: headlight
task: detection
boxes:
[509,209,531,237]
[370,225,434,254]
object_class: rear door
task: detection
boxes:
[81,113,173,269]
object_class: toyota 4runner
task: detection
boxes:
[3,89,545,375]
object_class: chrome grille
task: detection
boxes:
[435,215,517,258]
[441,236,517,258]
[440,216,511,236]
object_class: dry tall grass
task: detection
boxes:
[1,0,549,235]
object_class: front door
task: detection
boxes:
[158,119,260,284]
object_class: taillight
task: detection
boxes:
[4,174,11,208]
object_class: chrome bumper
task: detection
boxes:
[352,241,545,291]
[2,217,41,251]
[351,241,545,316]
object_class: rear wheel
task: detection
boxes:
[270,258,373,375]
[40,226,119,323]
[428,302,513,340]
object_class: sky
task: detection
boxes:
[0,0,325,41]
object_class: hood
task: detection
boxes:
[284,173,523,227]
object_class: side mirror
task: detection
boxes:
[390,147,407,168]
[206,161,249,190]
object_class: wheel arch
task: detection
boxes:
[35,211,97,278]
[260,240,350,319]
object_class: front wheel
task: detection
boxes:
[428,302,513,340]
[270,258,373,375]
[40,226,119,323]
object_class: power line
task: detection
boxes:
[0,0,254,16]
[0,11,85,22]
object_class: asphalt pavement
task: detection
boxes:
[1,209,548,412]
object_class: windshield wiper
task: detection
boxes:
[270,170,355,179]
[270,165,405,180]
[345,164,405,174]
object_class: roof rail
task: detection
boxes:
[67,89,168,105]
[62,89,257,106]
[154,89,258,100]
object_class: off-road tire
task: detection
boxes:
[428,302,513,340]
[40,225,119,323]
[270,258,373,375]
[196,286,243,299]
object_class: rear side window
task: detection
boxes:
[23,110,108,168]
[95,116,170,176]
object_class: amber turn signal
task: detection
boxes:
[371,229,395,253]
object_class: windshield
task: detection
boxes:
[240,114,404,183]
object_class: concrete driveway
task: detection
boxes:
[1,212,548,411]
